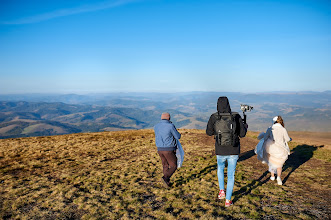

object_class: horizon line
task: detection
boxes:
[0,90,330,96]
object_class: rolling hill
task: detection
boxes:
[0,91,331,138]
[0,101,205,138]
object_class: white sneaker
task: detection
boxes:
[270,176,275,181]
[277,177,282,185]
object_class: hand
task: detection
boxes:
[244,124,248,129]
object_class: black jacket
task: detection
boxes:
[206,97,247,155]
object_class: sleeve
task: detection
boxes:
[206,115,215,136]
[237,115,247,138]
[171,124,181,140]
[284,128,291,142]
[264,127,272,141]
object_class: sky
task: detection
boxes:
[0,0,330,94]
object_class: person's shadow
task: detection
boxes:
[174,163,217,186]
[174,149,257,186]
[238,149,255,162]
[282,144,322,184]
[233,144,322,202]
[232,170,269,203]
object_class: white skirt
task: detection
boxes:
[264,139,288,173]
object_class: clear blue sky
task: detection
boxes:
[0,0,330,94]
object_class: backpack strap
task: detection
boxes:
[214,112,238,121]
[217,112,233,118]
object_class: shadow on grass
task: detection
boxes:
[238,149,255,162]
[174,163,217,186]
[233,144,322,201]
[282,144,322,184]
[232,170,269,203]
[174,149,258,187]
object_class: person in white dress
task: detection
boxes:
[263,116,291,185]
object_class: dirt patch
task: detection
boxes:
[249,131,331,149]
[288,131,331,149]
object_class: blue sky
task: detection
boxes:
[0,0,330,94]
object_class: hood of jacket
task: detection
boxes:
[217,96,232,113]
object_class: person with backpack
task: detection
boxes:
[206,97,247,207]
[154,112,181,187]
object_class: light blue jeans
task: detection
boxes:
[217,155,239,201]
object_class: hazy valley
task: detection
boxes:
[0,91,330,138]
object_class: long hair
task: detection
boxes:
[275,115,285,127]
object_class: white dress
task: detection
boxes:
[263,123,291,173]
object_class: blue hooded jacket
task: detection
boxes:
[154,119,181,151]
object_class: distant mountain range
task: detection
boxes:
[0,91,330,138]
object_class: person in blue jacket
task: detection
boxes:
[154,112,181,187]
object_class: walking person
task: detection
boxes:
[206,97,247,207]
[154,112,181,187]
[263,116,291,185]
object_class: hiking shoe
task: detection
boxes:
[218,190,225,200]
[270,176,275,181]
[277,177,282,185]
[225,200,233,207]
[161,177,170,188]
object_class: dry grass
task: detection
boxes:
[0,129,330,219]
[249,130,331,149]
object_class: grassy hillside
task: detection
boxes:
[2,91,331,133]
[0,101,206,138]
[0,120,81,139]
[0,130,330,219]
[2,91,331,139]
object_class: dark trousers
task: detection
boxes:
[158,150,177,182]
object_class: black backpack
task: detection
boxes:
[214,112,237,146]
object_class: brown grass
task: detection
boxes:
[249,131,331,149]
[0,129,330,219]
